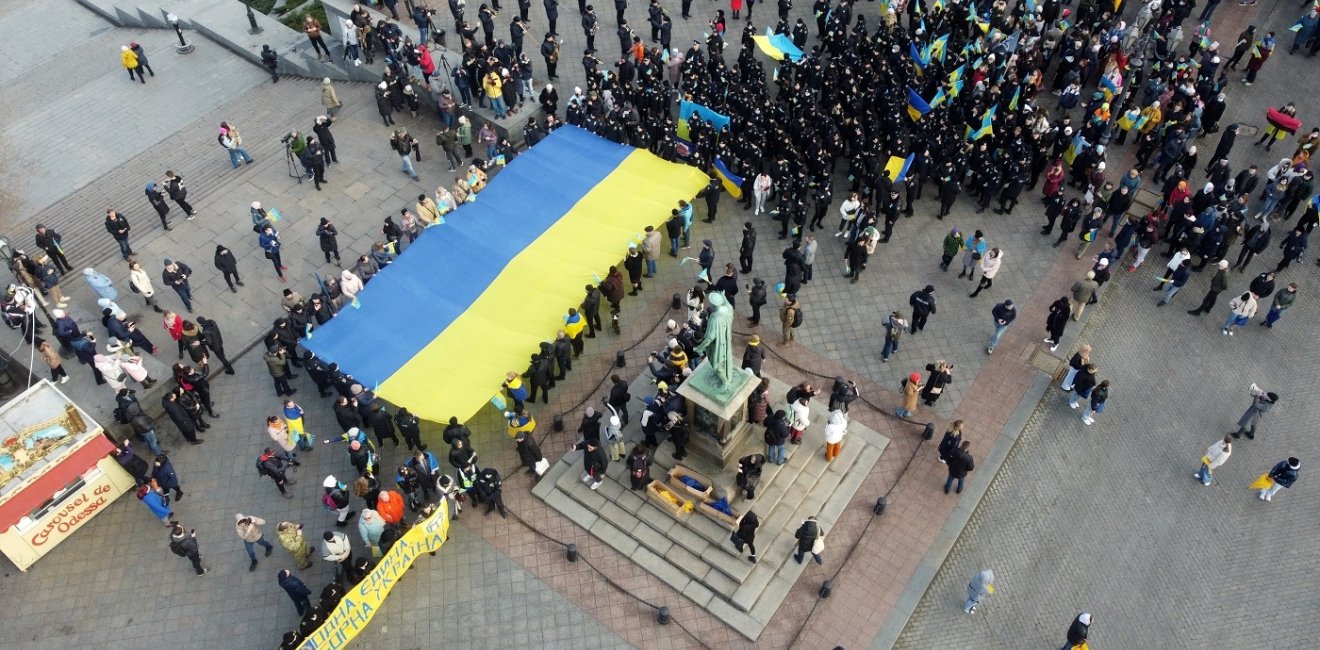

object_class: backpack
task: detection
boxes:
[322,491,338,511]
[791,307,803,328]
[113,405,130,424]
[169,539,188,557]
[256,457,269,477]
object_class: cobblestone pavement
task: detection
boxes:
[893,1,1320,647]
[2,0,1319,649]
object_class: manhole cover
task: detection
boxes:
[1027,347,1064,378]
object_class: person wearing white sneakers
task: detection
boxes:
[1221,291,1258,335]
[1256,457,1300,501]
[1082,380,1109,425]
[1195,435,1233,486]
[1067,363,1098,410]
[963,568,995,613]
[1059,345,1091,391]
[835,191,861,236]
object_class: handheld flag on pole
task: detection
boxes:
[906,87,933,121]
[1063,134,1087,166]
[712,158,744,200]
[884,154,916,183]
[1008,87,1020,111]
[929,34,949,62]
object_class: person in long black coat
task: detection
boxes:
[213,245,242,293]
[730,509,759,563]
[515,430,544,475]
[1044,296,1070,350]
[152,453,184,499]
[162,390,202,444]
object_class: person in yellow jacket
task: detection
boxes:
[1137,101,1162,134]
[121,45,145,84]
[482,71,508,118]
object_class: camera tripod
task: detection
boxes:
[284,143,303,184]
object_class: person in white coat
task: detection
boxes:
[128,260,163,313]
[789,396,811,446]
[340,269,365,302]
[969,248,1003,298]
[835,191,861,235]
[823,409,847,461]
[753,172,774,215]
[1222,291,1258,335]
[1195,435,1232,486]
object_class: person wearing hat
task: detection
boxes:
[1232,384,1278,439]
[1062,612,1091,649]
[908,285,936,333]
[323,476,356,526]
[1069,271,1099,321]
[896,371,922,418]
[120,45,145,83]
[741,334,766,377]
[1258,457,1301,501]
[259,44,279,82]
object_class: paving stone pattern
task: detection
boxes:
[2,0,1318,648]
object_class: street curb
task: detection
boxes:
[869,369,1052,650]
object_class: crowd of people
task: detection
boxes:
[13,0,1320,645]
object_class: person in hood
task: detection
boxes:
[276,521,314,569]
[822,409,848,461]
[963,568,995,613]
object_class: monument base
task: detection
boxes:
[675,364,758,471]
[534,373,890,640]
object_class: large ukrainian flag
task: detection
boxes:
[306,126,707,422]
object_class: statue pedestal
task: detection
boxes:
[675,365,759,470]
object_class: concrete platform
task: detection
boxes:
[534,373,889,640]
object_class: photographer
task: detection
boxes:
[283,131,312,179]
[410,4,436,45]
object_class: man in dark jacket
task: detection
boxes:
[908,285,936,333]
[161,259,194,312]
[944,440,975,494]
[1189,260,1231,315]
[194,316,234,374]
[1260,457,1301,501]
[574,439,608,489]
[34,225,72,274]
[395,408,423,451]
[474,466,507,517]
[278,570,313,616]
[739,222,756,273]
[607,375,631,427]
[105,210,133,260]
[162,389,203,444]
[987,299,1017,354]
[169,524,207,575]
[764,409,790,464]
[369,404,399,447]
[581,285,602,337]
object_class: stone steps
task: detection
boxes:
[534,374,890,640]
